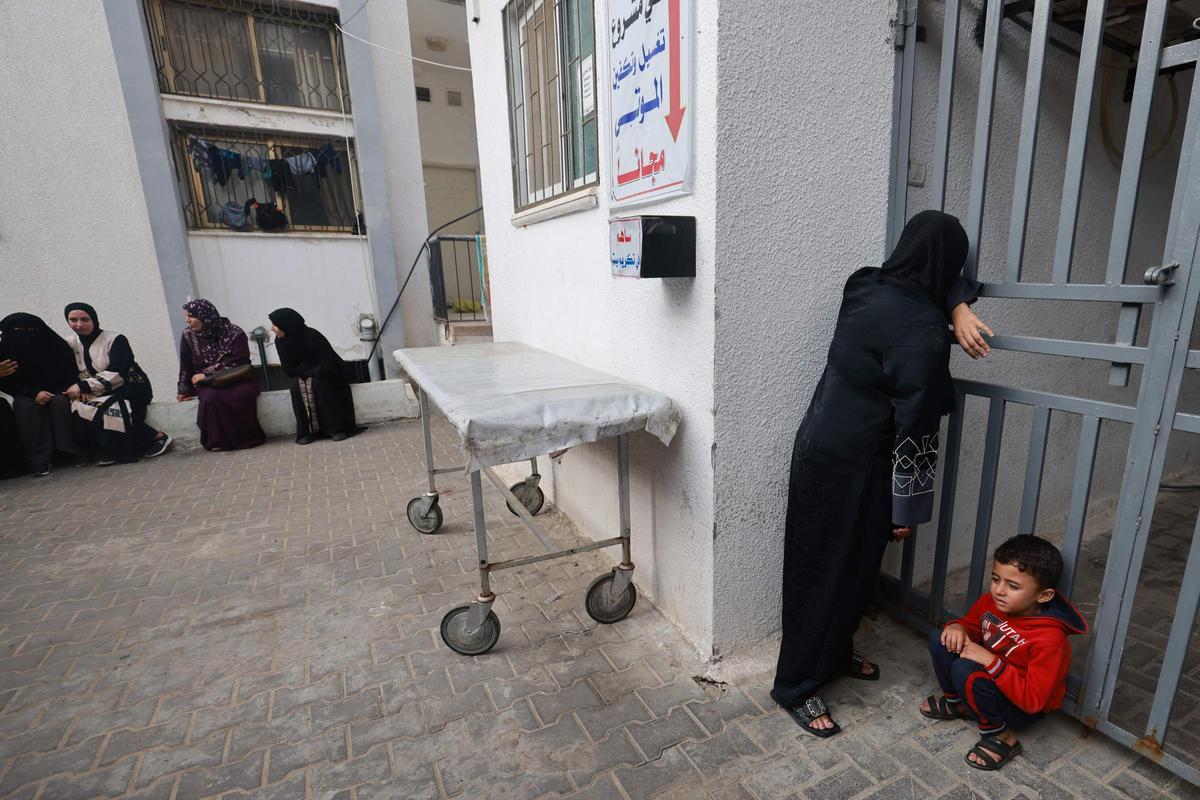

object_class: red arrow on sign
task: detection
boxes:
[663,0,686,142]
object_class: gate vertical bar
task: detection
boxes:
[1017,406,1051,535]
[930,0,960,211]
[1005,0,1051,283]
[1051,0,1109,284]
[1105,0,1168,385]
[1083,62,1200,722]
[1059,415,1100,596]
[963,0,1003,280]
[967,397,1005,606]
[929,398,964,625]
[1145,511,1200,744]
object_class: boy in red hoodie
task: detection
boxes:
[918,535,1087,771]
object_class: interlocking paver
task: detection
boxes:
[1,417,1194,799]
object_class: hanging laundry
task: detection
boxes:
[218,200,254,231]
[207,144,244,187]
[187,136,214,174]
[269,159,296,193]
[285,151,317,176]
[313,143,343,179]
[242,154,272,178]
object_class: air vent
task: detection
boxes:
[416,86,432,102]
[447,90,463,107]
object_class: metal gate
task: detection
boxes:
[885,0,1200,784]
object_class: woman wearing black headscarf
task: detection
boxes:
[0,313,86,476]
[268,308,362,445]
[63,303,172,465]
[771,211,991,737]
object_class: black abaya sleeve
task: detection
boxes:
[309,330,347,383]
[884,321,953,526]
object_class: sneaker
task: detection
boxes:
[31,463,52,478]
[144,433,173,459]
[97,458,117,467]
[296,435,315,445]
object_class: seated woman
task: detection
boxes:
[0,313,86,477]
[63,303,172,465]
[0,359,27,479]
[176,299,265,451]
[269,308,363,444]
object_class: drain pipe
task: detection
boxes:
[249,326,271,390]
[359,317,384,382]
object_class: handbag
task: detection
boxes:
[203,364,256,388]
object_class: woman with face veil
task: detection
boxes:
[771,211,988,737]
[268,308,362,445]
[0,313,86,477]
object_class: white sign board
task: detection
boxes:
[609,217,643,277]
[606,0,692,206]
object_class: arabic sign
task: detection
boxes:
[609,217,643,277]
[606,0,691,206]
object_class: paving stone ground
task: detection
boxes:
[1,417,1198,800]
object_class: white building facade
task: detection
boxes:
[1,0,439,401]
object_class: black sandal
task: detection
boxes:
[965,736,1022,771]
[846,651,880,681]
[778,695,841,738]
[919,694,975,721]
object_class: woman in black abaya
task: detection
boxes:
[269,308,363,445]
[772,211,992,737]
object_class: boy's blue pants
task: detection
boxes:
[928,630,1042,737]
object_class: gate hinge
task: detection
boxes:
[893,0,916,49]
[1144,261,1180,287]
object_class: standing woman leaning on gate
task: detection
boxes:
[772,210,993,737]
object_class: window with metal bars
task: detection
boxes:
[144,0,351,113]
[173,124,362,233]
[503,0,599,211]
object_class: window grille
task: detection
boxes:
[173,124,362,233]
[503,0,598,211]
[144,0,351,113]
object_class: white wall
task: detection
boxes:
[710,1,901,654]
[408,0,479,170]
[188,232,376,363]
[898,4,1200,608]
[0,1,181,400]
[467,1,719,652]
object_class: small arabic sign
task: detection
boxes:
[609,217,643,277]
[607,0,691,206]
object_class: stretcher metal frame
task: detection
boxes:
[406,386,637,656]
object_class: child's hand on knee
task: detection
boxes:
[941,623,967,654]
[960,640,993,666]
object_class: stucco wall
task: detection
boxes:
[898,4,1200,610]
[467,2,719,651]
[0,1,181,400]
[709,1,902,655]
[188,232,377,363]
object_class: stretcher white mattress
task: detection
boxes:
[394,342,679,469]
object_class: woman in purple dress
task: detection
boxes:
[176,299,265,451]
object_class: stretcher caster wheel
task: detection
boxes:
[407,497,443,534]
[440,605,501,655]
[585,572,637,624]
[507,482,545,516]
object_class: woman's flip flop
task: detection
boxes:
[779,695,842,738]
[846,650,880,681]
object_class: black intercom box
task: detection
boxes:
[609,215,696,279]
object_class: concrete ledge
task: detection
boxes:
[146,378,417,447]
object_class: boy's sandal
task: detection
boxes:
[846,651,880,681]
[965,736,1022,771]
[780,695,842,739]
[920,694,975,721]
